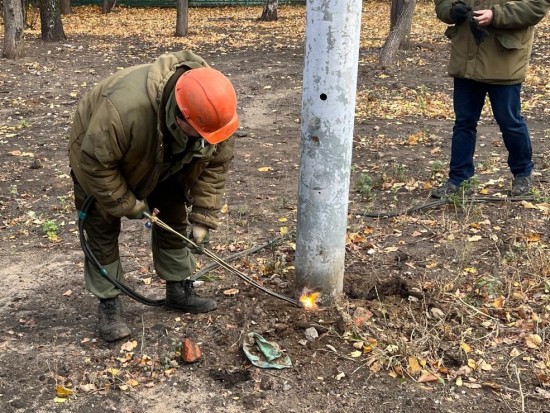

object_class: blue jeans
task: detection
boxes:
[448,78,533,185]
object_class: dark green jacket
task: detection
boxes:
[435,0,549,84]
[68,51,235,229]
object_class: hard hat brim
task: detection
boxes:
[195,111,239,144]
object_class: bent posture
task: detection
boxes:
[69,50,239,342]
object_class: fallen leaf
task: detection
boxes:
[418,372,439,383]
[120,340,137,352]
[408,356,422,374]
[223,288,239,296]
[257,167,272,172]
[460,342,472,353]
[55,385,73,397]
[525,334,542,349]
[467,235,482,242]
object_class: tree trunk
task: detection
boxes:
[102,0,115,14]
[260,0,277,21]
[39,0,66,41]
[3,0,25,58]
[379,0,416,68]
[390,0,413,49]
[60,0,71,15]
[175,0,188,37]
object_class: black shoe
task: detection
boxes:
[511,175,531,197]
[98,297,131,342]
[431,181,459,199]
[165,280,217,313]
[431,181,474,199]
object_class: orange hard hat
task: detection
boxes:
[174,67,239,144]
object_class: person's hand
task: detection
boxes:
[450,1,471,25]
[188,224,209,254]
[125,199,149,219]
[473,9,493,26]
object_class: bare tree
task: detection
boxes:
[3,0,25,58]
[175,0,188,37]
[39,0,66,41]
[60,0,70,15]
[260,0,277,21]
[379,0,416,68]
[102,0,115,14]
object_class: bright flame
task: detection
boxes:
[299,291,320,310]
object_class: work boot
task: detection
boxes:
[430,181,459,199]
[511,175,532,197]
[98,297,131,342]
[431,181,473,199]
[165,280,217,313]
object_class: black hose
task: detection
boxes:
[358,194,535,219]
[78,196,165,306]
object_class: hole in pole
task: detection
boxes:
[320,93,327,101]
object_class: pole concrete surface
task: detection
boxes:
[295,0,362,305]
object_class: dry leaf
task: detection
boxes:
[418,372,439,383]
[55,385,73,397]
[257,167,272,172]
[460,342,472,353]
[492,296,505,309]
[525,334,542,349]
[223,288,239,296]
[120,340,137,352]
[467,235,482,242]
[408,356,422,374]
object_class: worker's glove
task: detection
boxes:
[450,1,471,25]
[125,199,149,220]
[469,18,489,45]
[188,224,210,254]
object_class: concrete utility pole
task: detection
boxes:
[295,0,362,305]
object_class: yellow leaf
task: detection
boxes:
[463,267,477,274]
[479,188,489,194]
[520,201,537,209]
[107,367,120,376]
[525,334,542,349]
[350,350,362,358]
[460,342,472,353]
[467,359,477,369]
[55,385,73,397]
[467,235,482,242]
[223,288,239,296]
[220,204,228,214]
[257,167,272,172]
[280,226,288,235]
[408,356,422,374]
[456,377,463,386]
[127,379,139,387]
[510,348,521,357]
[54,397,68,403]
[278,217,288,222]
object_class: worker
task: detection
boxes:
[68,50,238,342]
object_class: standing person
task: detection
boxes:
[432,0,549,198]
[68,50,239,342]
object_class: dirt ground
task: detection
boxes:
[1,4,550,413]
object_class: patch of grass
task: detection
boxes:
[42,220,59,242]
[354,173,374,201]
